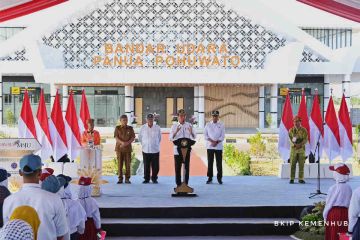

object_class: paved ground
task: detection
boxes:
[85,175,360,208]
[158,133,207,176]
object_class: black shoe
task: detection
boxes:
[299,180,306,184]
[289,180,294,184]
[117,180,123,184]
[206,178,212,184]
[152,179,158,184]
[143,180,150,184]
[217,179,223,185]
[125,180,131,184]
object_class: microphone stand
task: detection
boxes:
[309,130,327,198]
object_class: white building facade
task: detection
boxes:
[0,0,360,129]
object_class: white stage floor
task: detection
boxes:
[95,176,360,208]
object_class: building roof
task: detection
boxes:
[297,0,360,24]
[0,0,68,23]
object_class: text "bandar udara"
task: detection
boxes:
[92,43,241,67]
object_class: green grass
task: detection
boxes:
[293,231,324,240]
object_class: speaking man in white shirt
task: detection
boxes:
[169,109,197,187]
[139,113,162,184]
[3,154,68,240]
[204,110,225,184]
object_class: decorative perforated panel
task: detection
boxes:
[0,48,27,61]
[41,0,289,69]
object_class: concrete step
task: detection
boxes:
[101,217,299,236]
[100,206,306,219]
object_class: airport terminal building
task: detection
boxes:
[0,0,360,129]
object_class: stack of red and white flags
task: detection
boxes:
[18,88,91,162]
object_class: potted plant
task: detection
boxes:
[130,114,138,128]
[171,113,178,124]
[153,112,160,125]
[189,115,198,127]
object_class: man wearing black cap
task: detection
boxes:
[204,110,225,184]
[169,109,197,187]
[0,168,11,227]
[139,113,162,184]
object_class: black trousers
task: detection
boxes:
[207,149,223,180]
[143,152,160,181]
[174,153,190,186]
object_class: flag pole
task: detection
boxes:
[309,88,327,198]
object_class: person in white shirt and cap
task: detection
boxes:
[139,113,162,184]
[3,154,68,240]
[169,109,197,187]
[77,176,101,240]
[204,110,225,184]
[323,163,352,240]
[57,174,86,240]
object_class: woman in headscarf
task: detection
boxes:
[9,205,40,240]
[0,219,34,240]
[0,168,11,227]
[77,176,101,240]
[323,163,352,240]
[57,174,86,240]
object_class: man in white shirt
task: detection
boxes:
[169,109,197,186]
[139,113,162,184]
[3,154,68,240]
[204,110,225,184]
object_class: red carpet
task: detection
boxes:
[158,133,207,176]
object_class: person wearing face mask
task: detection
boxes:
[0,168,11,227]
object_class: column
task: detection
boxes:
[62,85,68,117]
[125,86,132,121]
[324,75,330,115]
[342,74,351,114]
[50,83,57,109]
[194,86,199,126]
[0,76,3,125]
[198,85,205,128]
[270,84,278,129]
[258,86,265,128]
[130,86,135,117]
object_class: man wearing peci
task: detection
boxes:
[204,110,225,184]
[169,109,197,187]
[139,113,162,184]
[114,115,136,184]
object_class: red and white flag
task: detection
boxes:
[297,90,310,156]
[309,91,324,160]
[324,96,340,161]
[278,92,294,161]
[65,90,81,161]
[49,90,68,161]
[35,89,53,160]
[18,90,37,139]
[79,89,91,133]
[338,93,353,161]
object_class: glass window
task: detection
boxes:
[72,86,125,127]
[2,82,50,125]
[302,28,352,49]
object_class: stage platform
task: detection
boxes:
[91,176,360,237]
[97,175,360,208]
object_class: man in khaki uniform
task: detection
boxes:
[114,115,135,184]
[289,115,308,184]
